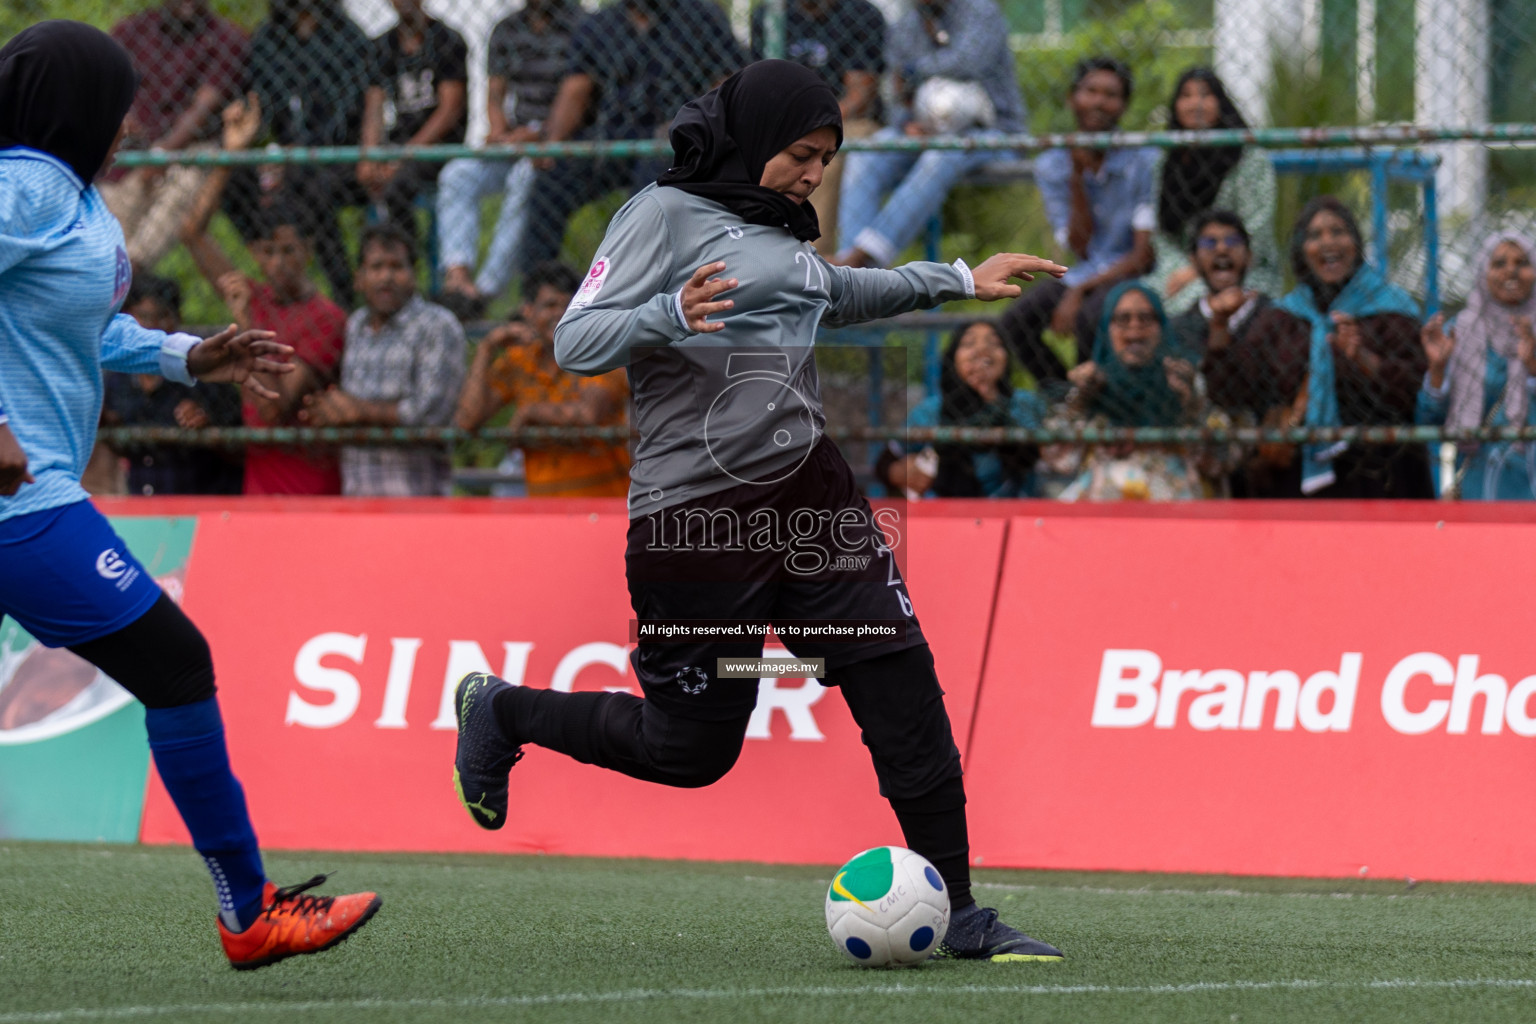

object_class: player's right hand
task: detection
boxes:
[680,261,737,334]
[0,422,34,497]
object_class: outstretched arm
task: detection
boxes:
[823,253,1067,327]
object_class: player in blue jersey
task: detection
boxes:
[0,21,380,969]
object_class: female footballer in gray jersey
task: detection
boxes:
[452,60,1068,962]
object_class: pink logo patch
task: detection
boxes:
[568,256,612,311]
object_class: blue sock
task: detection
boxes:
[144,697,266,932]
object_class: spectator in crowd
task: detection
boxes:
[437,0,580,315]
[1167,211,1276,496]
[752,0,886,256]
[358,0,468,248]
[102,0,249,271]
[242,0,373,305]
[454,262,630,497]
[1169,210,1272,383]
[1418,231,1536,500]
[103,276,244,496]
[302,224,467,496]
[180,97,348,496]
[518,0,744,268]
[998,57,1155,387]
[877,321,1043,498]
[1243,196,1430,498]
[1145,68,1279,313]
[1044,282,1231,500]
[833,0,1024,270]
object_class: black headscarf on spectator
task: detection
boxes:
[1158,68,1247,240]
[659,60,842,243]
[1290,195,1365,311]
[0,21,138,186]
[934,321,1038,496]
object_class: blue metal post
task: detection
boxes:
[1370,153,1390,272]
[1423,174,1440,316]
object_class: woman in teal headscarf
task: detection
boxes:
[1417,231,1536,499]
[1242,196,1430,498]
[1050,281,1233,499]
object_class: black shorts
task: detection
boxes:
[625,439,924,720]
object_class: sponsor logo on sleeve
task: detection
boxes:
[567,257,612,311]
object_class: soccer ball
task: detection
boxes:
[825,846,951,967]
[912,77,996,135]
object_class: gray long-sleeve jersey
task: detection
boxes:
[554,184,975,516]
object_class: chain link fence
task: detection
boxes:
[7,0,1536,500]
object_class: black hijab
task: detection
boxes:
[0,20,138,186]
[1157,67,1246,241]
[658,60,842,242]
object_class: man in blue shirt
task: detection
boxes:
[999,57,1156,386]
[0,20,380,970]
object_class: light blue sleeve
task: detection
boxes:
[1034,150,1071,240]
[100,314,199,383]
[1131,148,1159,226]
[1415,380,1448,426]
[554,193,691,376]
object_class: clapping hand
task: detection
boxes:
[1420,313,1456,390]
[1516,316,1536,377]
[222,93,262,151]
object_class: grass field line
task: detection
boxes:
[972,880,1438,900]
[4,977,1535,1021]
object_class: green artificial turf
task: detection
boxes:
[2,842,1535,1023]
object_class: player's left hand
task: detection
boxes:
[0,422,33,496]
[971,253,1069,301]
[187,324,293,401]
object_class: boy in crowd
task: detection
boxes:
[302,225,466,496]
[103,276,244,496]
[454,262,630,497]
[999,57,1155,385]
[359,0,468,247]
[437,0,579,313]
[180,97,347,495]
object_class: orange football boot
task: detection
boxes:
[218,874,382,970]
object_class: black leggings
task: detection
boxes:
[494,643,975,908]
[67,592,215,709]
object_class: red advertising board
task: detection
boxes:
[965,514,1536,883]
[141,509,1004,864]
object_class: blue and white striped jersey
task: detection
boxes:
[0,147,197,522]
